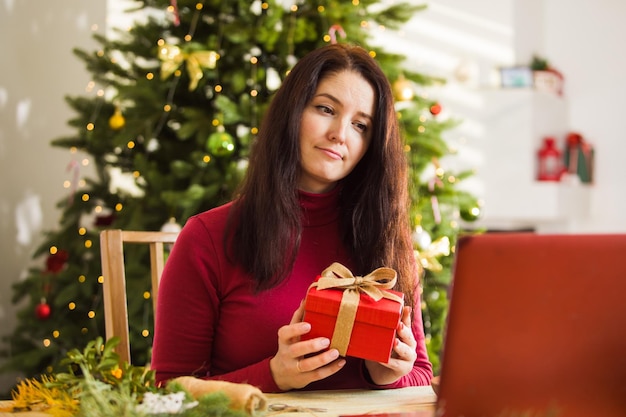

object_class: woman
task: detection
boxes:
[151,43,433,392]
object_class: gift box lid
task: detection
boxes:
[304,277,404,328]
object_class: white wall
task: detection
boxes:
[0,1,105,393]
[1,0,625,393]
[544,0,626,232]
[373,0,626,233]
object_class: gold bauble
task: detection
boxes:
[109,108,126,130]
[393,75,414,102]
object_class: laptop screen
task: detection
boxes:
[436,233,626,417]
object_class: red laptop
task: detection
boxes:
[436,233,626,417]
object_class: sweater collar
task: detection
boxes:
[298,186,341,227]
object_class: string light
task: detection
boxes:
[84,240,92,249]
[68,302,76,310]
[43,339,51,347]
[78,275,86,283]
[98,276,104,284]
[49,246,58,255]
[88,311,96,319]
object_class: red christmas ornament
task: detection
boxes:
[35,301,51,320]
[537,137,564,181]
[430,103,442,115]
[170,0,180,26]
[45,250,69,274]
[94,213,115,227]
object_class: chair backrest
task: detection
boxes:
[100,229,179,365]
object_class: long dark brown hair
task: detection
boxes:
[226,43,419,307]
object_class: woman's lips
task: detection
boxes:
[319,147,343,160]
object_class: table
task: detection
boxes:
[1,386,437,417]
[265,386,437,417]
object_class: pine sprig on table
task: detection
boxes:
[52,336,156,400]
[3,337,251,417]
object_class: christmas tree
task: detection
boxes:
[0,0,479,386]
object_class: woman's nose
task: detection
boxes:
[328,118,348,143]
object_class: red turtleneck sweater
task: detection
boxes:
[151,187,432,392]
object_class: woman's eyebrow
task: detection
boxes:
[314,92,373,120]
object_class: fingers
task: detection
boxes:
[272,340,345,390]
[272,304,346,390]
[278,319,311,344]
[297,353,346,382]
[295,342,340,373]
[397,306,416,349]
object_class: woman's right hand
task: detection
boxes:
[269,301,346,391]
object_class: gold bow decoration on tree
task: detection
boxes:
[309,263,403,356]
[158,44,220,91]
[414,236,450,272]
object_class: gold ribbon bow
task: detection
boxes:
[310,262,403,357]
[158,44,220,91]
[415,236,450,272]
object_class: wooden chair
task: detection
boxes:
[100,229,179,365]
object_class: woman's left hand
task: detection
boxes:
[364,306,417,385]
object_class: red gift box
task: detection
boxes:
[302,263,404,363]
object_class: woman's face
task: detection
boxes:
[297,70,375,193]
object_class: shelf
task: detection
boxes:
[461,89,590,233]
[469,182,591,232]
